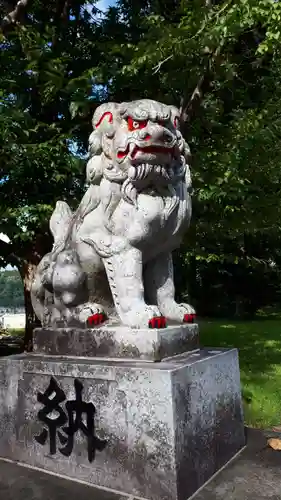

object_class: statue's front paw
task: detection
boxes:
[122,305,166,329]
[76,302,107,326]
[158,301,196,324]
[180,303,196,324]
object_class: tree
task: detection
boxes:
[0,0,103,348]
[2,0,281,336]
[102,0,281,315]
[0,269,24,309]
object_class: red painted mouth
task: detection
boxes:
[117,145,173,160]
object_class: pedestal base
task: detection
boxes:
[33,323,199,361]
[0,348,245,500]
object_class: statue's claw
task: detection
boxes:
[181,303,196,324]
[157,301,196,324]
[120,305,164,328]
[148,316,167,329]
[87,313,107,327]
[183,313,196,324]
[76,302,106,326]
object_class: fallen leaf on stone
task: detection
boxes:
[267,438,281,450]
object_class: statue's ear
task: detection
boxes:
[49,201,72,244]
[169,105,181,130]
[183,140,191,164]
[87,102,120,185]
[92,102,119,134]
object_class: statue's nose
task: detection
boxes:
[162,129,173,143]
[152,125,173,143]
[139,129,151,141]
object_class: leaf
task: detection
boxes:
[267,438,281,451]
[69,101,80,119]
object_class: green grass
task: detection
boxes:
[200,318,281,429]
[6,328,24,337]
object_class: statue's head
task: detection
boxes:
[86,99,191,204]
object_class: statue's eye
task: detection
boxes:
[127,117,147,131]
[174,117,180,129]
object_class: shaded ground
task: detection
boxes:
[194,427,281,500]
[0,459,128,500]
[200,318,281,428]
[0,428,280,500]
[0,328,23,356]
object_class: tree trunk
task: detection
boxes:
[20,261,40,352]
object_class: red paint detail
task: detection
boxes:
[87,313,106,327]
[117,145,130,159]
[183,313,196,324]
[95,112,113,129]
[144,134,151,141]
[127,117,148,131]
[160,316,167,328]
[148,316,167,329]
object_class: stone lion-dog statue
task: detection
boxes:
[31,99,196,329]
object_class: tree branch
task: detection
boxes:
[52,0,71,48]
[0,238,19,267]
[180,44,223,128]
[1,0,30,33]
[179,0,231,128]
[180,73,208,123]
[152,55,173,74]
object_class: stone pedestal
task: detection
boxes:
[33,323,199,361]
[0,325,245,500]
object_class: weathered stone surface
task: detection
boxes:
[0,348,245,500]
[31,100,196,330]
[33,323,199,361]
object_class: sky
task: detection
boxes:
[0,233,9,243]
[96,0,116,10]
[0,234,14,270]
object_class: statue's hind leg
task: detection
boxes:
[38,249,107,327]
[31,253,53,324]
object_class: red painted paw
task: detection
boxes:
[183,313,196,324]
[87,313,107,327]
[148,316,167,329]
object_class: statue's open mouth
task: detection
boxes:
[117,144,174,160]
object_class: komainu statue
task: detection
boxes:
[31,99,196,329]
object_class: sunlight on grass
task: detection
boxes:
[6,328,24,336]
[200,318,281,428]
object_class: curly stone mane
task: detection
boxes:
[85,100,192,208]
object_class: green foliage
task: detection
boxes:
[0,1,98,265]
[2,0,281,323]
[0,0,103,343]
[0,270,24,308]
